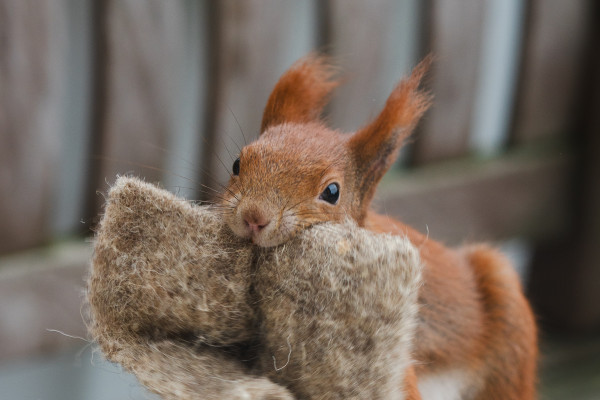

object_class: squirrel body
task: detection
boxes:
[222,55,537,399]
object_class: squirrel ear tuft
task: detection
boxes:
[261,54,340,133]
[348,56,433,216]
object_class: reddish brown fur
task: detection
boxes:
[403,366,423,400]
[261,54,339,132]
[223,54,538,399]
[348,56,433,222]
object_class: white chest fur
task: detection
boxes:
[418,369,475,400]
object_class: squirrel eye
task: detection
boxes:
[232,158,240,176]
[319,183,340,205]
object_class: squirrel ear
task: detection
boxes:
[261,54,339,133]
[348,56,433,214]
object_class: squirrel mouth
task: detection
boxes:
[248,229,268,246]
[250,233,261,244]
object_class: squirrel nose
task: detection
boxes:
[242,209,271,233]
[246,221,267,233]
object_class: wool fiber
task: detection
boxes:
[87,177,422,399]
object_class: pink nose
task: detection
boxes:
[242,210,270,234]
[246,221,268,233]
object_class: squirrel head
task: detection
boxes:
[222,54,432,247]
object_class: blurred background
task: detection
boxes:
[1,0,599,398]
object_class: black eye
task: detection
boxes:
[232,158,240,175]
[319,183,340,205]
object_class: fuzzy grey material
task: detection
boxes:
[87,177,422,399]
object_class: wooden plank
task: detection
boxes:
[528,15,600,330]
[572,52,600,328]
[93,0,190,206]
[326,0,421,133]
[511,0,590,144]
[0,242,90,360]
[201,0,316,189]
[0,0,68,253]
[375,149,572,245]
[411,0,486,164]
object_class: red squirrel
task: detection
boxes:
[222,55,537,400]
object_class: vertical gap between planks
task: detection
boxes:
[316,0,333,54]
[163,0,206,201]
[316,0,334,121]
[83,0,110,228]
[198,0,222,202]
[405,0,433,170]
[506,0,534,150]
[395,0,425,168]
[509,0,590,145]
[51,0,95,237]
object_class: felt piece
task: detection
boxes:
[87,177,422,400]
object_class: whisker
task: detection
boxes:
[317,159,340,183]
[211,150,238,187]
[93,145,245,209]
[102,143,231,199]
[197,181,238,202]
[230,136,242,155]
[283,195,316,213]
[293,211,350,218]
[92,155,203,187]
[220,135,237,163]
[138,140,200,175]
[227,105,249,146]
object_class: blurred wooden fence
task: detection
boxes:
[0,0,598,359]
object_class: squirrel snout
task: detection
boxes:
[242,208,271,234]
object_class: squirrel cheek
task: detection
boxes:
[254,213,298,247]
[277,213,297,237]
[225,214,251,239]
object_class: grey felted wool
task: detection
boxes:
[255,228,422,399]
[88,177,290,399]
[87,176,422,400]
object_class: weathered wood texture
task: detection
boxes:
[202,0,315,189]
[468,0,525,156]
[572,57,600,328]
[326,0,421,133]
[0,0,597,355]
[161,0,207,201]
[0,242,90,360]
[93,0,188,204]
[1,0,587,248]
[0,1,67,253]
[376,151,572,245]
[411,0,486,164]
[51,0,95,237]
[511,0,590,144]
[528,9,600,330]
